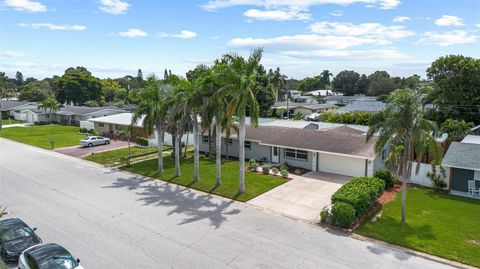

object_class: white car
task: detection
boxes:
[18,243,85,269]
[80,136,110,147]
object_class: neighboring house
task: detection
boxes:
[266,120,319,130]
[293,96,315,104]
[272,102,336,117]
[89,112,192,146]
[23,105,126,124]
[199,124,385,177]
[335,100,385,114]
[442,135,480,197]
[470,125,480,136]
[0,100,38,121]
[306,89,334,97]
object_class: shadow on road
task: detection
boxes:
[103,176,241,229]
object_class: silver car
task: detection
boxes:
[80,136,110,147]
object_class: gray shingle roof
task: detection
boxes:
[442,142,480,170]
[0,101,33,111]
[335,101,385,114]
[56,105,124,116]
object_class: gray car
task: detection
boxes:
[80,136,110,147]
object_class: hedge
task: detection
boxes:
[136,137,149,147]
[331,202,356,228]
[374,168,395,189]
[331,176,384,216]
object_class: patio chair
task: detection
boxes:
[468,180,480,196]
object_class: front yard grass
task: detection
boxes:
[1,119,24,125]
[356,187,480,267]
[0,125,87,149]
[84,146,171,165]
[124,156,288,202]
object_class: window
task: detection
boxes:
[202,135,209,144]
[475,170,480,181]
[381,149,387,161]
[227,139,233,145]
[285,148,308,161]
[99,123,104,127]
[244,141,251,150]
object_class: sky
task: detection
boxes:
[0,0,479,80]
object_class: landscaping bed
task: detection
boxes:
[0,125,87,149]
[123,156,288,202]
[84,145,172,165]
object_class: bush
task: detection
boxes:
[374,168,395,189]
[279,163,288,171]
[294,168,302,175]
[271,167,279,175]
[136,137,149,147]
[34,120,55,126]
[332,176,384,216]
[320,206,331,224]
[262,165,270,175]
[280,169,289,178]
[248,159,258,171]
[427,163,447,191]
[331,202,356,228]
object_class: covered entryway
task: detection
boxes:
[317,152,366,177]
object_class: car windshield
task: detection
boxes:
[40,256,78,269]
[1,226,33,242]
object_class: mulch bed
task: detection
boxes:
[378,183,402,204]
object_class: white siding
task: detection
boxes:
[317,153,366,177]
[410,161,450,189]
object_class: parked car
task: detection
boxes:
[18,243,84,269]
[80,136,110,147]
[0,218,42,263]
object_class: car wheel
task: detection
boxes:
[105,140,110,145]
[88,143,93,147]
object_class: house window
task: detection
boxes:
[475,170,480,181]
[227,138,233,145]
[244,140,251,150]
[99,123,104,127]
[202,135,209,144]
[285,148,308,161]
[381,149,387,161]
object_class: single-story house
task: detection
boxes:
[24,105,126,125]
[442,135,480,197]
[0,100,38,120]
[89,112,193,146]
[293,96,315,104]
[199,125,385,177]
[306,89,334,97]
[335,100,385,114]
[272,102,336,117]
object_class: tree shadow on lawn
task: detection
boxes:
[103,176,241,229]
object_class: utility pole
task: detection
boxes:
[286,89,290,119]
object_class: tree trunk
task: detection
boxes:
[174,134,181,177]
[225,137,229,160]
[238,109,246,194]
[400,140,410,224]
[184,132,189,158]
[208,128,212,158]
[192,114,199,182]
[156,122,164,176]
[215,119,222,187]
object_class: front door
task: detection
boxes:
[272,147,279,163]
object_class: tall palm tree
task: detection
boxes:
[366,88,441,224]
[219,48,263,194]
[38,97,60,113]
[132,78,170,175]
[269,67,287,102]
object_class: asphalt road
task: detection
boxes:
[0,138,455,269]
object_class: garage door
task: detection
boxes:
[317,153,365,177]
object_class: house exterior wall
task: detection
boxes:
[450,167,474,192]
[293,107,314,115]
[278,148,312,170]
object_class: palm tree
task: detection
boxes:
[218,48,263,194]
[38,97,60,113]
[268,67,287,102]
[366,88,441,224]
[132,78,170,175]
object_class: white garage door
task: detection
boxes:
[317,153,366,177]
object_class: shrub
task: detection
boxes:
[79,127,87,133]
[331,202,356,228]
[271,167,279,175]
[280,169,289,178]
[91,129,100,136]
[136,137,149,147]
[332,176,384,216]
[294,168,302,175]
[427,163,447,191]
[374,168,395,189]
[262,165,270,175]
[320,206,331,224]
[248,158,257,167]
[280,163,288,171]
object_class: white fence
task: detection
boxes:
[409,162,450,189]
[148,133,194,147]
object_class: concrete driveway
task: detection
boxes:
[248,172,350,222]
[53,140,129,158]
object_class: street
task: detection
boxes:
[0,138,454,269]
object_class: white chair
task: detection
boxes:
[468,180,480,196]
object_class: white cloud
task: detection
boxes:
[392,16,410,23]
[4,0,47,12]
[435,15,464,26]
[202,0,401,11]
[2,61,37,68]
[309,21,414,40]
[117,28,148,37]
[281,49,407,59]
[18,23,87,31]
[174,30,197,39]
[329,10,343,17]
[99,0,130,14]
[416,30,476,46]
[1,51,25,58]
[476,23,480,28]
[244,9,310,21]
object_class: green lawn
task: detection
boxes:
[124,156,288,202]
[356,187,480,267]
[0,125,87,149]
[85,146,171,165]
[1,119,24,125]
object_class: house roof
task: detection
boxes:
[0,100,35,111]
[442,142,480,170]
[272,102,301,109]
[267,120,318,129]
[306,89,334,96]
[88,112,144,127]
[223,125,377,159]
[55,105,125,116]
[462,135,480,145]
[296,104,337,110]
[335,100,385,114]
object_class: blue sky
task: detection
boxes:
[1,0,479,80]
